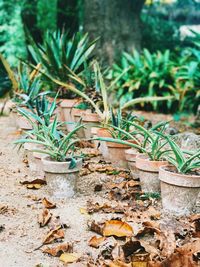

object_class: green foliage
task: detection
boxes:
[14,116,83,163]
[13,64,44,110]
[28,30,97,97]
[109,48,200,114]
[157,132,200,174]
[0,0,27,66]
[37,0,57,34]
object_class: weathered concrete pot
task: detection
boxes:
[32,151,46,178]
[24,143,45,175]
[159,165,200,215]
[136,155,168,193]
[96,128,112,156]
[91,127,101,149]
[82,112,101,138]
[125,149,141,180]
[60,99,80,132]
[42,157,82,198]
[105,142,133,169]
[72,109,91,138]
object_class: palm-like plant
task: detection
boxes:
[28,30,97,97]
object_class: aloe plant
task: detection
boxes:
[156,132,200,174]
[96,120,171,161]
[14,117,84,165]
[28,30,97,97]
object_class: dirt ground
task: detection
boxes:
[0,115,114,267]
[0,114,200,267]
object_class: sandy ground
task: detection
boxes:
[0,115,114,267]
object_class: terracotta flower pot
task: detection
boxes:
[48,97,65,122]
[125,149,141,180]
[72,108,91,138]
[105,140,136,169]
[32,151,47,178]
[96,128,112,157]
[136,155,168,193]
[42,157,82,198]
[82,112,101,138]
[60,98,80,132]
[23,143,45,176]
[159,165,200,215]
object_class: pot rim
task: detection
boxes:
[159,165,200,179]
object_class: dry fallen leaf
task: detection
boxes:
[20,179,46,190]
[43,243,72,257]
[103,220,133,237]
[88,220,104,235]
[59,253,81,264]
[79,208,88,215]
[42,226,65,244]
[88,236,106,248]
[105,259,132,267]
[42,198,56,209]
[0,205,8,214]
[38,209,52,227]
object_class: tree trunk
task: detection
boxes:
[83,0,145,65]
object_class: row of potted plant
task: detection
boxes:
[13,93,200,216]
[2,30,199,217]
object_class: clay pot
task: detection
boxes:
[60,99,80,131]
[125,149,141,180]
[32,151,47,178]
[24,143,45,176]
[72,108,91,138]
[82,112,101,138]
[42,157,82,198]
[48,97,65,122]
[136,155,168,193]
[96,128,112,157]
[159,165,200,215]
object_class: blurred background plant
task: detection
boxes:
[0,0,199,117]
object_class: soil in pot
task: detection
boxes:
[60,99,80,132]
[159,165,200,215]
[82,112,101,138]
[125,149,141,180]
[136,155,168,193]
[42,157,82,198]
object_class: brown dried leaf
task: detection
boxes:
[38,209,52,227]
[88,220,104,235]
[20,179,46,190]
[42,226,65,244]
[103,220,133,237]
[42,243,73,257]
[59,253,81,264]
[105,260,132,267]
[42,197,56,209]
[88,236,106,248]
[0,205,8,214]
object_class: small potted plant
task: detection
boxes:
[16,117,84,198]
[158,133,200,215]
[28,30,97,132]
[135,121,169,193]
[15,95,57,175]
